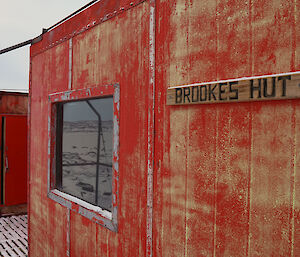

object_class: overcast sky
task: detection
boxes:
[64,97,113,121]
[0,0,91,92]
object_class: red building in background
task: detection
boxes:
[29,0,299,256]
[0,91,27,213]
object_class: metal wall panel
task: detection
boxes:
[29,40,70,257]
[154,0,299,256]
[0,93,27,115]
[30,2,149,256]
[29,0,300,256]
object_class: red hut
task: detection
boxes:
[0,91,28,215]
[29,0,300,256]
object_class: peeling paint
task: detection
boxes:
[30,0,300,256]
[86,88,91,97]
[31,0,148,57]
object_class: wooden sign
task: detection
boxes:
[167,72,300,105]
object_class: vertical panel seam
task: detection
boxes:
[290,103,296,257]
[184,110,189,257]
[185,1,191,256]
[68,39,73,90]
[247,105,253,257]
[66,208,70,257]
[27,60,32,257]
[146,1,156,257]
[291,0,296,71]
[216,0,219,80]
[249,0,253,75]
[214,1,220,252]
[213,109,219,257]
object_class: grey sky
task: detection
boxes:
[0,0,90,92]
[64,97,113,122]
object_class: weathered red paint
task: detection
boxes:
[154,1,300,256]
[0,92,27,115]
[29,0,300,256]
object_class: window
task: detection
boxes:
[48,84,119,232]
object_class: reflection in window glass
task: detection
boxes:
[57,97,113,211]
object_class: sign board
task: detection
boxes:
[167,72,300,105]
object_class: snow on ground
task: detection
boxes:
[61,120,113,211]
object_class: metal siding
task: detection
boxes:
[29,52,49,257]
[295,101,300,257]
[30,2,149,256]
[29,0,300,256]
[249,101,294,256]
[46,201,69,257]
[184,105,218,257]
[154,0,299,256]
[296,1,300,71]
[70,212,97,256]
[216,0,251,79]
[29,41,69,256]
[0,94,28,115]
[30,0,147,57]
[252,0,294,75]
[214,103,251,257]
[71,3,149,256]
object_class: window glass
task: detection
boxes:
[57,97,113,211]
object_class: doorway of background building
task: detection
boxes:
[0,115,27,213]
